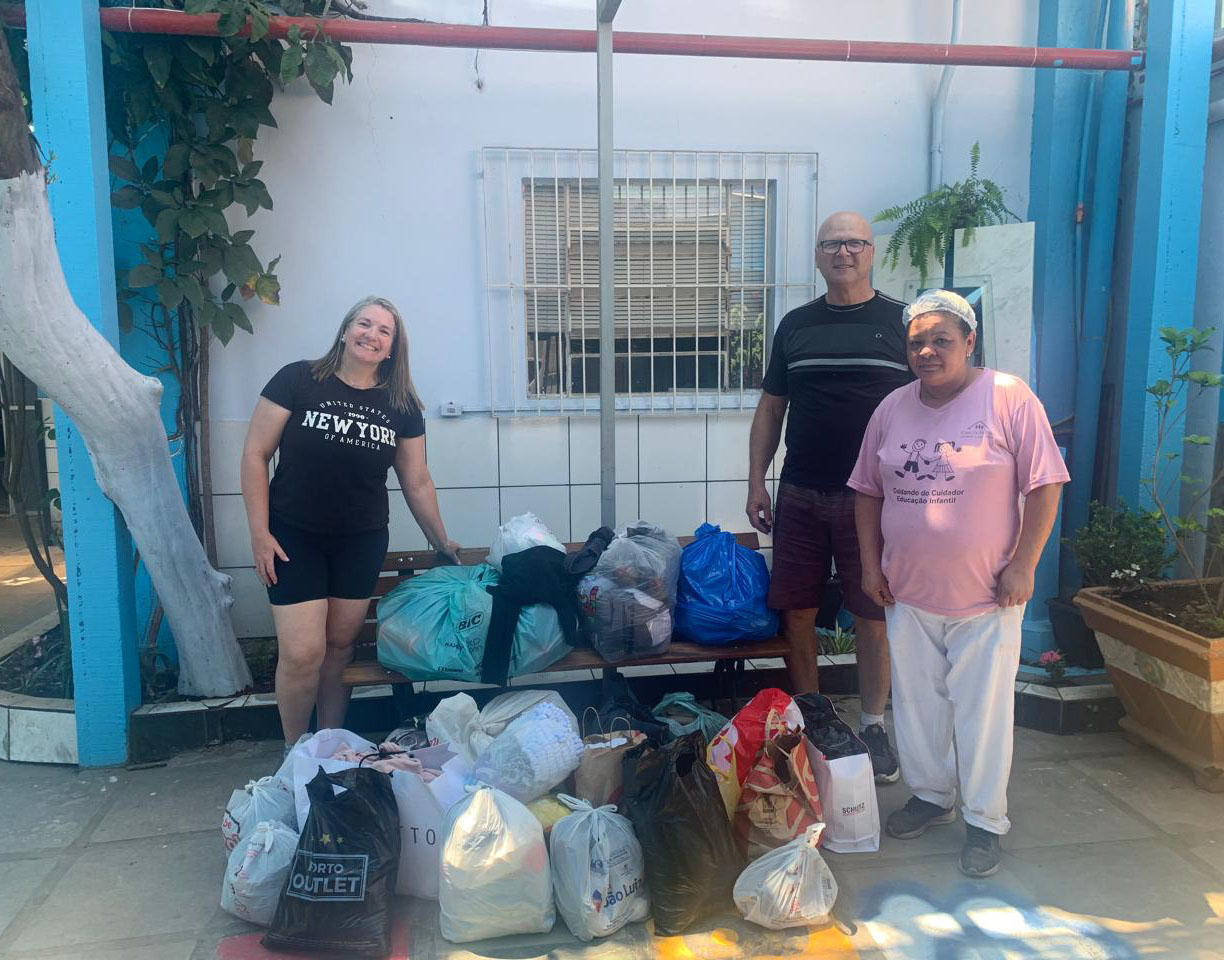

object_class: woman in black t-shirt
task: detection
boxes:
[241,295,460,747]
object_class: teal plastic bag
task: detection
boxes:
[651,692,729,744]
[376,564,571,682]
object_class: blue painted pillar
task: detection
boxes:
[26,1,140,765]
[1028,0,1097,421]
[1115,0,1215,508]
[1022,448,1066,659]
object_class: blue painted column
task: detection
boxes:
[1028,0,1097,421]
[1026,0,1098,644]
[1115,0,1214,508]
[1022,450,1066,659]
[26,1,140,765]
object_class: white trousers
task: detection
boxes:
[885,601,1024,835]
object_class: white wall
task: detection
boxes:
[209,0,1038,636]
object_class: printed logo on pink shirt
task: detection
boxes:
[894,438,962,482]
[960,420,990,441]
[893,437,965,506]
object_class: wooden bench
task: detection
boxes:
[341,531,790,714]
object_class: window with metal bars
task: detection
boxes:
[521,177,772,397]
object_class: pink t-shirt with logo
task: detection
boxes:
[847,369,1069,617]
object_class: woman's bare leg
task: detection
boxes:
[315,597,372,730]
[272,599,329,744]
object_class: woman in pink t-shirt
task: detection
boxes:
[847,289,1068,878]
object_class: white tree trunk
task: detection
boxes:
[0,172,252,696]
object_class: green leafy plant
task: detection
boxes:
[100,0,352,541]
[1067,500,1171,590]
[1141,326,1224,633]
[873,142,1020,285]
[817,624,856,656]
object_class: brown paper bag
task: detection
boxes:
[574,730,646,807]
[733,729,823,860]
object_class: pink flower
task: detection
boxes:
[1039,650,1065,666]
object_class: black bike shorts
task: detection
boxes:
[265,514,389,606]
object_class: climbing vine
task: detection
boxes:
[101,0,352,546]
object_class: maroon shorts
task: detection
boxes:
[767,482,884,621]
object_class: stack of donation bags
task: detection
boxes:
[218,684,878,952]
[375,514,779,690]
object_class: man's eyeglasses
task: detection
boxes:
[818,239,873,255]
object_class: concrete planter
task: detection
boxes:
[1074,582,1224,791]
[0,689,77,764]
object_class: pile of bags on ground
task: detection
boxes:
[375,514,778,685]
[218,684,880,953]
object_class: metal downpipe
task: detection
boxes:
[1061,0,1131,594]
[929,0,964,191]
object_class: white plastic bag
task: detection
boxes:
[732,823,838,930]
[806,742,880,854]
[220,820,299,927]
[275,728,376,784]
[487,512,565,572]
[471,701,585,803]
[221,776,296,852]
[390,751,471,900]
[426,690,579,766]
[439,785,555,943]
[549,794,650,940]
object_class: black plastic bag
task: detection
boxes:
[263,767,401,957]
[598,672,667,742]
[794,692,868,761]
[620,732,744,935]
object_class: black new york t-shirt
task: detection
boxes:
[261,361,425,535]
[762,292,912,489]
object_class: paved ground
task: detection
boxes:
[0,517,61,654]
[1,700,1223,959]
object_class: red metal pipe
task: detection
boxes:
[0,5,1145,72]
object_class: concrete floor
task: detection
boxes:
[1,701,1223,960]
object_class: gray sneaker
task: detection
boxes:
[959,825,1001,877]
[859,723,900,784]
[885,795,956,839]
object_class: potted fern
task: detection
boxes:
[874,142,1020,289]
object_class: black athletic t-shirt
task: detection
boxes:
[762,292,912,489]
[261,360,425,535]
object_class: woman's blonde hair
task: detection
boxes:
[310,296,422,413]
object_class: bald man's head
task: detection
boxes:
[817,211,873,244]
[815,210,876,297]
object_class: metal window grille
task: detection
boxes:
[480,149,819,414]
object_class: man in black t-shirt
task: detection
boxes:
[746,210,911,783]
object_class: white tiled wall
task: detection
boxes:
[210,412,776,637]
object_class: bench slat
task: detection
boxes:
[342,637,791,687]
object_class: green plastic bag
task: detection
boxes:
[376,564,571,682]
[376,565,495,681]
[652,692,729,744]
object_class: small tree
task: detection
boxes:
[0,27,252,695]
[1143,326,1224,633]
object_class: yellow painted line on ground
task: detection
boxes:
[652,923,860,959]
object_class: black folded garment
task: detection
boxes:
[794,692,868,760]
[565,525,615,577]
[482,544,585,685]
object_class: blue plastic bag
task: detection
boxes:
[376,563,571,681]
[674,524,777,646]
